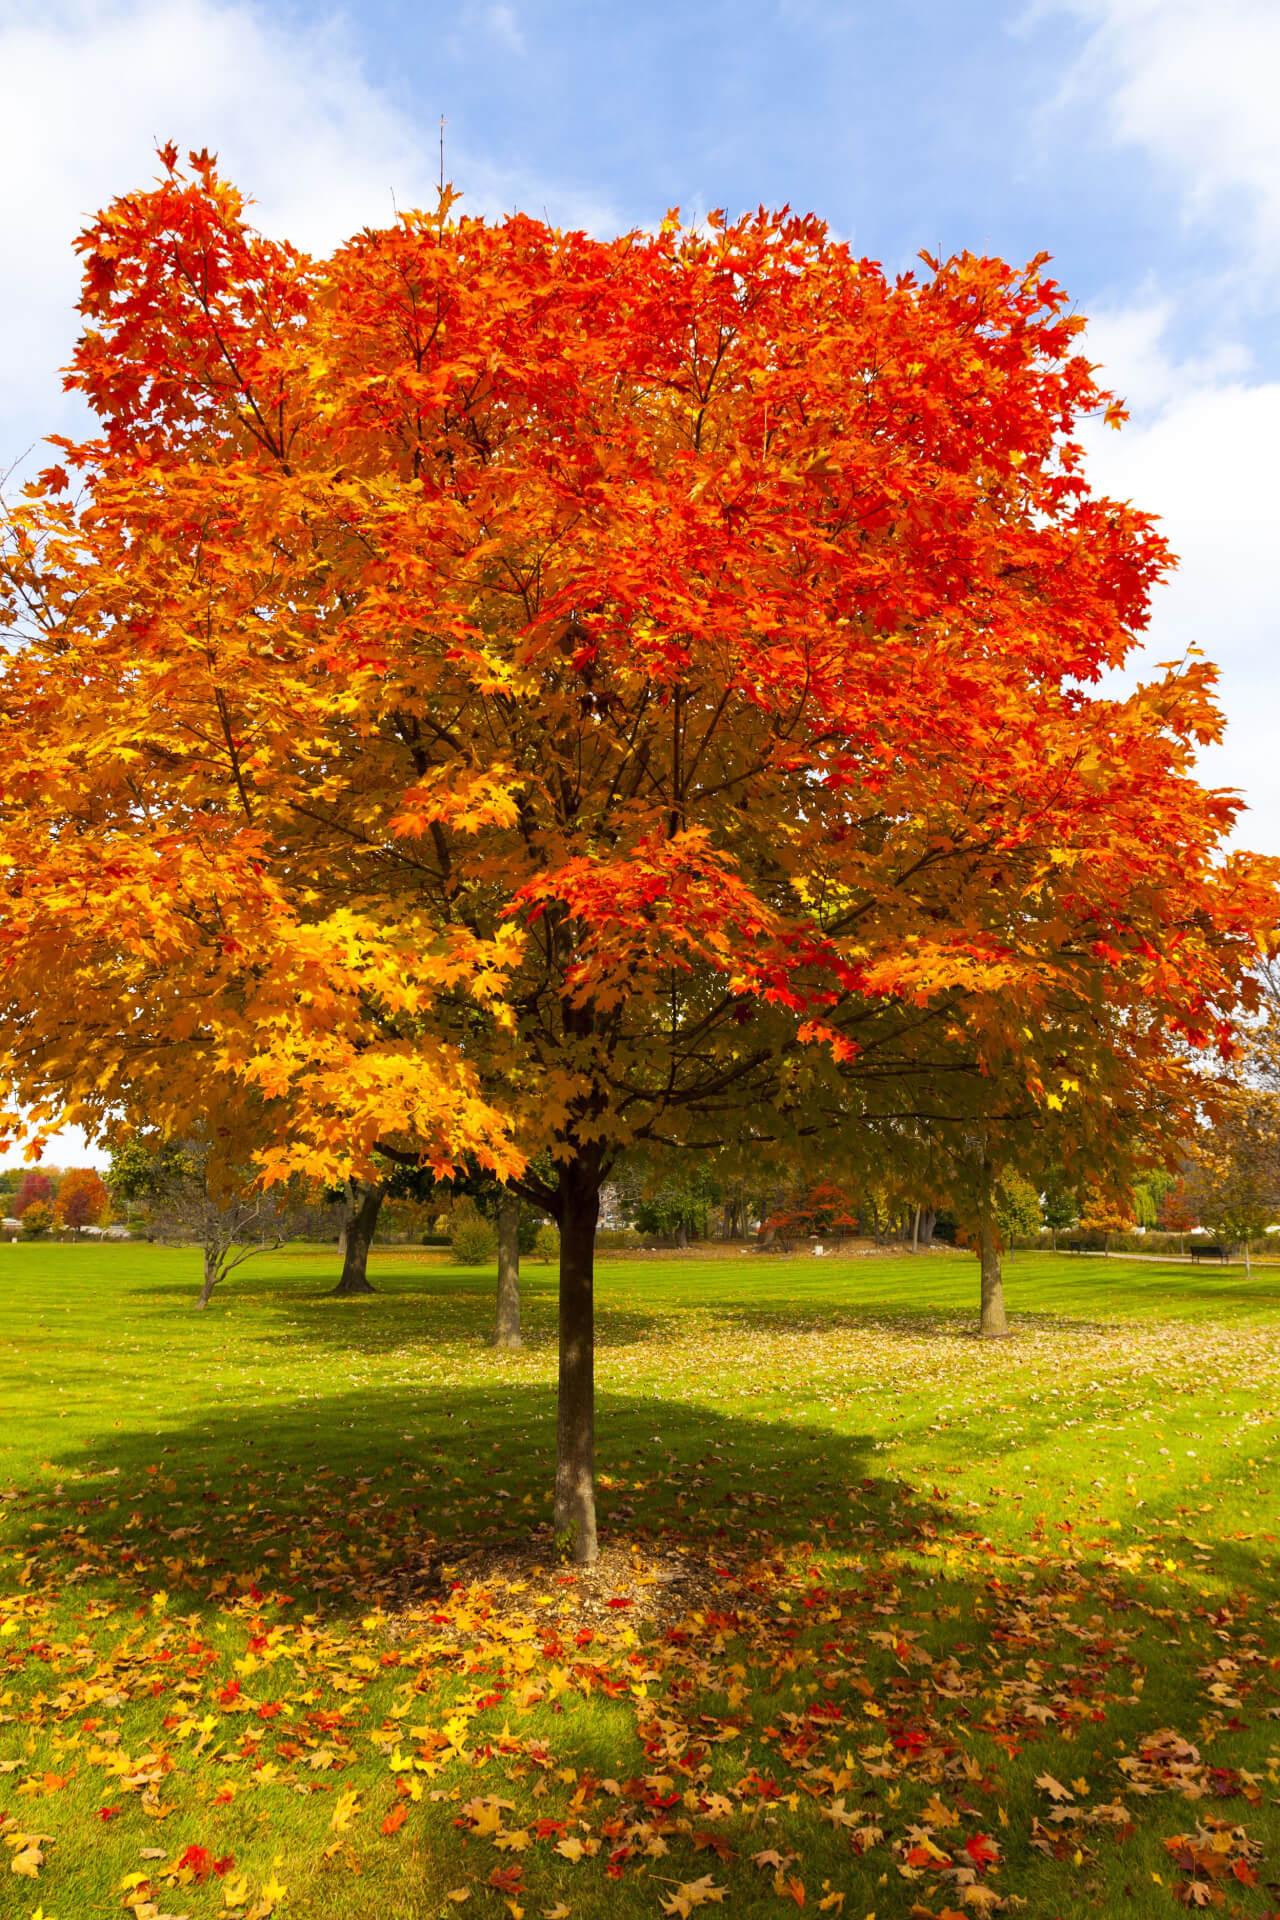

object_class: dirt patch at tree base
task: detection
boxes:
[378,1529,736,1639]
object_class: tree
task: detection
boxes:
[1131,1166,1173,1230]
[19,1198,54,1238]
[1158,1175,1197,1243]
[761,1180,858,1248]
[494,1188,522,1349]
[448,1197,498,1265]
[108,1135,284,1307]
[1182,1092,1280,1272]
[633,1164,718,1245]
[996,1171,1042,1249]
[2,154,1275,1559]
[55,1165,110,1233]
[1040,1169,1078,1250]
[13,1170,55,1217]
[1077,1184,1136,1253]
[334,1178,383,1296]
[431,1165,535,1345]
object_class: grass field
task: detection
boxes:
[1,1241,1278,1920]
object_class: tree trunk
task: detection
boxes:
[554,1162,600,1565]
[919,1206,936,1249]
[196,1245,219,1310]
[494,1189,522,1348]
[332,1182,381,1295]
[977,1154,1009,1338]
[911,1204,921,1252]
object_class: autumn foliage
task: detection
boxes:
[1,150,1276,1554]
[55,1165,110,1232]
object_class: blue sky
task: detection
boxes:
[330,0,1257,338]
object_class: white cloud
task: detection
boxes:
[0,0,621,466]
[1079,306,1280,856]
[1050,0,1280,261]
[1081,299,1251,413]
[484,3,525,53]
[1042,1,1280,856]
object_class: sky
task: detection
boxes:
[1,0,1278,1168]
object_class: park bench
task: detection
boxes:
[1189,1243,1228,1263]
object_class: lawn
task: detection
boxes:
[1,1241,1277,1920]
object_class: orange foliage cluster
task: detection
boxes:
[0,148,1272,1206]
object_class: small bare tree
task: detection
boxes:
[108,1133,285,1307]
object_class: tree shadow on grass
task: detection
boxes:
[7,1384,932,1619]
[707,1302,1126,1342]
[124,1268,669,1356]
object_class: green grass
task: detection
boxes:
[1,1241,1278,1920]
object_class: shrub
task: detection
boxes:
[517,1210,542,1256]
[1108,1229,1187,1254]
[595,1228,642,1250]
[449,1209,497,1266]
[533,1222,560,1264]
[19,1199,55,1238]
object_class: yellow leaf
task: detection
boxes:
[660,1877,726,1918]
[10,1842,45,1879]
[329,1788,361,1832]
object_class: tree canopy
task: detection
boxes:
[2,150,1275,1554]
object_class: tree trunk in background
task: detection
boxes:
[554,1161,600,1565]
[333,1182,381,1295]
[494,1189,522,1348]
[977,1152,1009,1338]
[911,1204,921,1251]
[919,1207,936,1248]
[196,1245,219,1309]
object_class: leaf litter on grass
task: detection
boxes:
[1,1282,1279,1918]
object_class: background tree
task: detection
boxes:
[632,1164,719,1246]
[1158,1175,1198,1249]
[1040,1169,1079,1250]
[996,1171,1042,1251]
[448,1198,498,1267]
[1077,1184,1137,1251]
[432,1164,545,1347]
[333,1178,384,1296]
[108,1135,285,1307]
[12,1170,56,1218]
[493,1189,522,1349]
[1181,1092,1280,1271]
[2,155,1276,1559]
[761,1180,859,1249]
[55,1166,110,1234]
[1132,1167,1174,1229]
[18,1198,54,1238]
